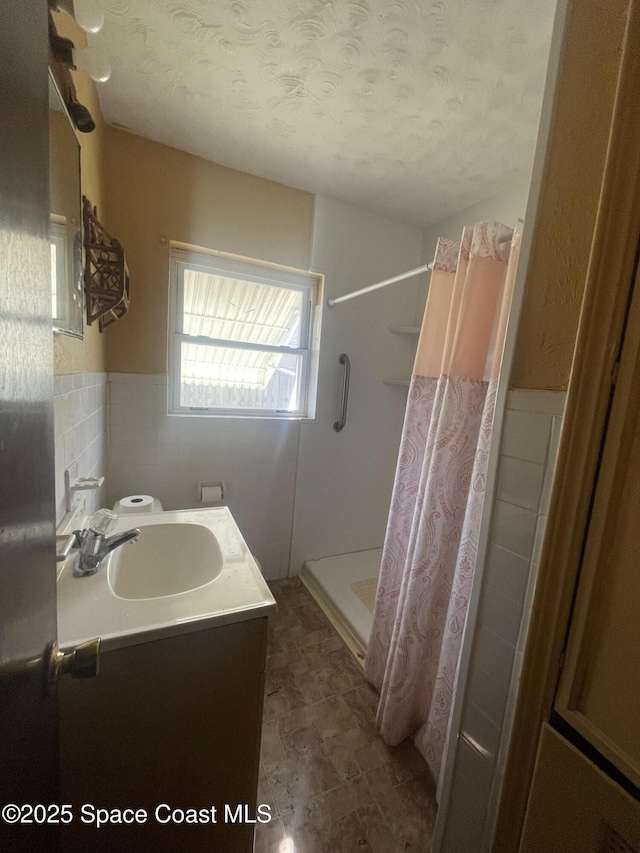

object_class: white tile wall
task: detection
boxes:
[105,373,299,580]
[443,388,565,853]
[495,456,545,513]
[53,372,108,525]
[491,500,538,561]
[466,663,509,729]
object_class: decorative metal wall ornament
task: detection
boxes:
[83,196,130,331]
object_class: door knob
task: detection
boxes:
[50,638,100,683]
[0,639,100,697]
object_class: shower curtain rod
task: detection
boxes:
[327,262,432,307]
[327,233,512,308]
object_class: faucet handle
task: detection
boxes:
[88,508,119,536]
[72,528,87,547]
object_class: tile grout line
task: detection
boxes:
[361,770,396,835]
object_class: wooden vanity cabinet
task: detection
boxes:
[58,615,268,852]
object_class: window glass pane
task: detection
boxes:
[50,231,67,322]
[182,268,303,348]
[179,342,303,412]
[51,241,58,317]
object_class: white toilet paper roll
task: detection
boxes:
[116,495,155,514]
[200,485,223,503]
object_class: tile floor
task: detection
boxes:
[255,577,438,853]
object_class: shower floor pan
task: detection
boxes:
[300,548,382,666]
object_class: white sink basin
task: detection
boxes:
[57,507,276,653]
[108,522,223,600]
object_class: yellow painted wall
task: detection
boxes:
[52,12,107,375]
[512,0,628,390]
[102,127,314,375]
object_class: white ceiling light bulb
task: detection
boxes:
[55,0,104,33]
[72,0,104,33]
[72,46,111,83]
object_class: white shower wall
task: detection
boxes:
[289,195,425,572]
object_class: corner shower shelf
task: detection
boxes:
[388,325,420,335]
[385,325,417,388]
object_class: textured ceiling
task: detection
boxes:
[91,0,557,227]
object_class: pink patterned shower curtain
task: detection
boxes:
[365,220,521,791]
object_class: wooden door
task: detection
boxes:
[520,262,640,853]
[554,259,640,789]
[522,261,640,852]
[0,3,61,850]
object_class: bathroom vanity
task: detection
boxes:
[56,508,276,853]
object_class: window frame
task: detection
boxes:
[169,248,318,419]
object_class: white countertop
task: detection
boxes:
[57,507,276,652]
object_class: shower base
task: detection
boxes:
[300,548,382,666]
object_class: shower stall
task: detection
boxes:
[301,547,382,662]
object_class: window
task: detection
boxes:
[169,249,319,417]
[50,219,68,326]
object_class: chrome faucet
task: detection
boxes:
[73,509,140,577]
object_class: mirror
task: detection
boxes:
[49,69,83,338]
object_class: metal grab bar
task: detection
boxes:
[333,353,350,432]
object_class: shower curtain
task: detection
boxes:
[365,220,521,791]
